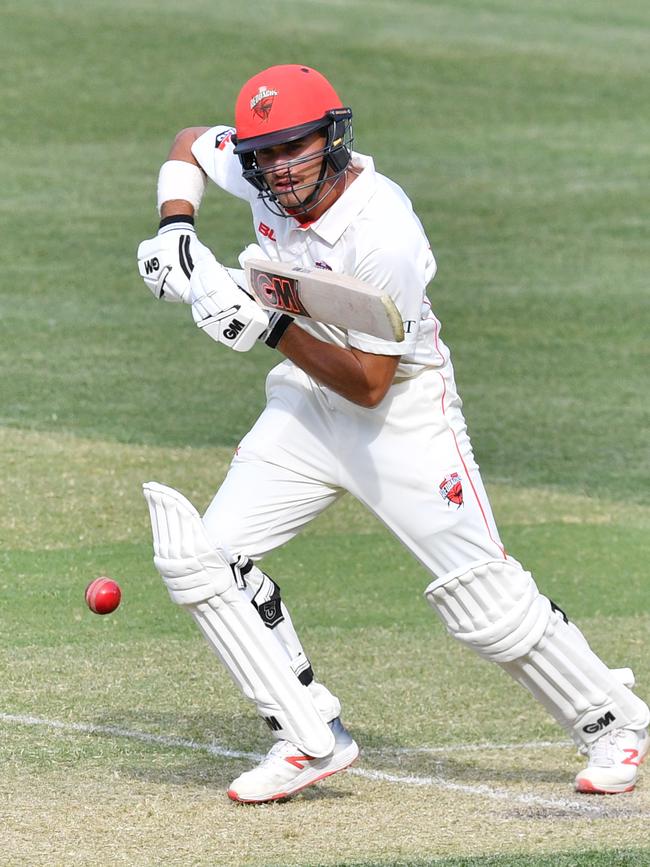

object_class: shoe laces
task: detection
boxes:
[588,728,631,767]
[260,739,306,768]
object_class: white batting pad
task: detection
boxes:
[144,481,234,604]
[191,601,334,757]
[425,559,548,663]
[143,482,334,757]
[425,559,650,746]
[237,561,343,723]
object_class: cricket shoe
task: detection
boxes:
[227,717,359,803]
[575,727,650,794]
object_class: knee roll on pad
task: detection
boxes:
[143,481,334,758]
[425,559,549,662]
[144,481,235,605]
[425,559,650,746]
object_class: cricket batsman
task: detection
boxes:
[137,64,649,802]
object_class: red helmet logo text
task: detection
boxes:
[250,86,278,121]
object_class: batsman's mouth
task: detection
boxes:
[273,180,297,193]
[272,181,317,204]
[271,173,303,191]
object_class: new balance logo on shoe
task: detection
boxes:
[622,749,642,767]
[583,711,616,734]
[575,727,649,794]
[227,717,360,803]
[284,754,315,770]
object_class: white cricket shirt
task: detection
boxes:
[192,126,451,378]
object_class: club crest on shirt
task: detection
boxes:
[439,472,463,508]
[250,86,278,121]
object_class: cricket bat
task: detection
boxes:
[244,259,405,342]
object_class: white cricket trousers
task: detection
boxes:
[200,361,650,747]
[203,359,506,577]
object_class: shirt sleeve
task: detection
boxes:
[346,233,436,356]
[191,126,256,203]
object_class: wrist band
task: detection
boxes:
[264,313,294,348]
[157,159,207,215]
[158,214,195,231]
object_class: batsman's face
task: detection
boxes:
[255,131,329,209]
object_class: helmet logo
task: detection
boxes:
[250,86,278,121]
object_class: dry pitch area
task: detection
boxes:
[2,430,649,865]
[2,733,649,866]
[2,711,649,865]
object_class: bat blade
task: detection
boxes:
[244,259,404,342]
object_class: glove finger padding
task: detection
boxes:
[238,242,266,269]
[137,220,215,303]
[190,257,269,352]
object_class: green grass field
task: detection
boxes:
[1,1,649,864]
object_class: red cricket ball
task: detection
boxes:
[85,577,122,615]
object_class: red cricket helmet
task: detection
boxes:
[231,64,354,217]
[233,64,348,153]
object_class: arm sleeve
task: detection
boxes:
[347,235,436,356]
[191,126,257,203]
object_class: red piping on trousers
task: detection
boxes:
[423,297,446,367]
[431,313,446,366]
[438,372,507,559]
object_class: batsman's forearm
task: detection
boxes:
[159,127,211,219]
[277,324,397,408]
[160,200,195,218]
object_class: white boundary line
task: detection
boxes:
[0,713,263,761]
[0,712,624,816]
[362,739,572,755]
[348,767,606,815]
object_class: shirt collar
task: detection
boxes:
[290,152,377,245]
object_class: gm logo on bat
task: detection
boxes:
[250,268,310,316]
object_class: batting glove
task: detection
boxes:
[137,215,215,303]
[190,256,269,352]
